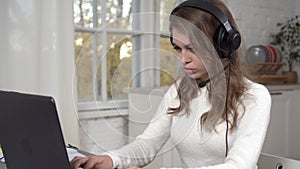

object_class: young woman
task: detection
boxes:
[71,0,271,168]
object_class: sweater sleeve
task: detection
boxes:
[102,85,177,169]
[161,83,272,169]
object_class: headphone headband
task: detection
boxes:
[171,1,233,33]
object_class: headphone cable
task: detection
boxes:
[224,59,232,157]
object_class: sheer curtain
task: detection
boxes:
[0,0,79,145]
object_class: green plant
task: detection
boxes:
[271,15,300,72]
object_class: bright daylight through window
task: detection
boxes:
[73,0,181,107]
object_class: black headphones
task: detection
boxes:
[170,0,241,58]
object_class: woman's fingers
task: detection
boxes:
[70,156,88,169]
[70,155,113,169]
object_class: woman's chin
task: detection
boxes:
[187,73,199,79]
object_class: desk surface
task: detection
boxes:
[0,162,6,169]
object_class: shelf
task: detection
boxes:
[253,62,285,74]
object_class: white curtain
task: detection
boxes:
[0,0,79,145]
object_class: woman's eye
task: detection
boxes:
[187,47,194,53]
[173,46,182,53]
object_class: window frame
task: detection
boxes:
[74,0,178,115]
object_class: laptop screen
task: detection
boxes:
[0,91,71,169]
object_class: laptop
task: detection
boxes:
[0,90,71,169]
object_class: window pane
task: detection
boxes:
[75,32,132,102]
[74,0,134,103]
[73,0,94,28]
[74,0,183,104]
[75,32,99,102]
[106,34,132,100]
[160,37,178,86]
[160,0,183,32]
[160,0,182,86]
[105,0,132,29]
[74,0,132,29]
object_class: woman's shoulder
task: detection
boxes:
[244,78,271,101]
[246,79,270,94]
[164,83,178,99]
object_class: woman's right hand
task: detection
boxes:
[70,155,113,169]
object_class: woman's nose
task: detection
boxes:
[179,52,191,64]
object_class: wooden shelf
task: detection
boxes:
[253,62,285,74]
[254,74,288,84]
[252,62,287,84]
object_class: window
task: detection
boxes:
[73,0,182,110]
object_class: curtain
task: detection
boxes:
[0,0,79,145]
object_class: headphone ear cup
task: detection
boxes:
[213,26,227,58]
[214,26,241,58]
[228,28,241,51]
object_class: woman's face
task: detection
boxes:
[172,28,208,80]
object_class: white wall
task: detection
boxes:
[225,0,296,47]
[79,115,129,155]
[296,0,300,15]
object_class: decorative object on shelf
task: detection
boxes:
[246,45,282,65]
[253,62,285,74]
[270,15,300,84]
[252,62,287,84]
[246,45,287,84]
[246,45,268,65]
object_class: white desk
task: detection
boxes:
[0,162,6,169]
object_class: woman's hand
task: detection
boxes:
[70,155,113,169]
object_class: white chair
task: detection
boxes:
[258,153,300,169]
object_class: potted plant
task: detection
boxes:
[270,15,300,83]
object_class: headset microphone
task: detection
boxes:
[198,79,210,88]
[198,62,230,88]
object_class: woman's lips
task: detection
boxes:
[184,67,196,74]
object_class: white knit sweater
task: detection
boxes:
[104,80,271,169]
